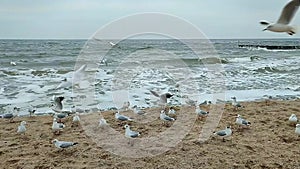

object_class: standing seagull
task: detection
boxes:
[99,118,108,127]
[124,124,140,138]
[260,0,300,35]
[195,106,209,118]
[213,126,232,142]
[236,114,251,129]
[132,105,146,115]
[231,97,243,110]
[160,110,175,125]
[17,121,27,134]
[0,107,19,122]
[289,114,298,124]
[150,90,173,106]
[52,139,78,149]
[295,124,300,136]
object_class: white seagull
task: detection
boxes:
[52,118,65,134]
[52,139,78,149]
[260,0,300,35]
[51,96,65,113]
[72,113,80,123]
[160,110,175,123]
[168,107,176,115]
[236,114,251,128]
[195,106,209,117]
[17,121,27,134]
[99,118,108,127]
[289,114,298,124]
[213,126,232,141]
[132,105,146,115]
[231,97,243,110]
[124,124,140,138]
[295,124,300,136]
[150,90,173,106]
[121,101,130,111]
[115,111,133,121]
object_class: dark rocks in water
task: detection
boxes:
[238,44,300,50]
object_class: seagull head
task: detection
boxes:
[20,121,26,125]
[165,93,173,98]
[124,124,130,129]
[52,139,58,143]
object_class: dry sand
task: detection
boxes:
[1,99,300,169]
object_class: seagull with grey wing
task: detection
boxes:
[124,124,140,138]
[260,0,300,35]
[51,96,64,113]
[160,109,175,126]
[0,107,19,122]
[52,139,78,149]
[150,90,173,106]
[236,114,251,129]
[115,111,133,121]
[132,105,146,115]
[213,126,232,142]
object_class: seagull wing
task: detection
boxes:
[215,130,227,136]
[260,20,270,25]
[150,90,160,97]
[59,141,77,148]
[277,0,300,24]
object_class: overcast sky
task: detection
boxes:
[1,0,299,39]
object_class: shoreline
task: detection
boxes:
[1,99,300,168]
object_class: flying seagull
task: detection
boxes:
[260,0,300,35]
[150,90,173,106]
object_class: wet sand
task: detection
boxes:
[1,99,300,169]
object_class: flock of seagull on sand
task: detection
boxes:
[1,91,300,149]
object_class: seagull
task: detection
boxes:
[213,126,232,141]
[121,101,130,111]
[124,124,140,138]
[168,107,176,115]
[10,61,17,66]
[150,90,173,106]
[195,106,209,117]
[160,110,175,125]
[51,96,64,113]
[132,105,146,115]
[17,121,27,134]
[109,41,116,47]
[28,106,36,116]
[0,107,19,122]
[231,97,243,110]
[56,64,87,89]
[52,118,65,134]
[52,139,78,149]
[72,113,80,123]
[295,124,300,136]
[99,118,108,127]
[184,96,197,106]
[115,111,133,121]
[289,114,298,124]
[260,0,300,35]
[236,114,251,128]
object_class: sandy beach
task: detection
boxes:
[1,99,300,169]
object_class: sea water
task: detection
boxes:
[0,39,299,115]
